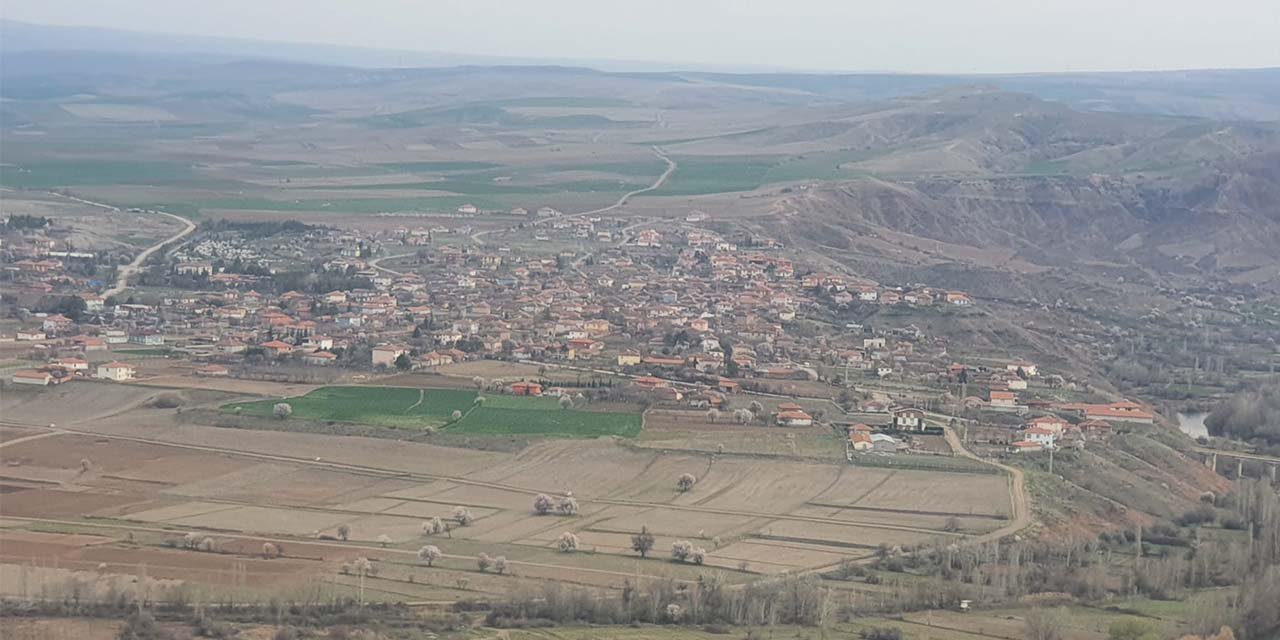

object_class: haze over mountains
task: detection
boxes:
[4,19,1279,298]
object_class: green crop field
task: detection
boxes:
[223,385,643,437]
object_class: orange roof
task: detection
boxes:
[777,410,813,420]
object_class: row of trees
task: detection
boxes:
[483,573,834,627]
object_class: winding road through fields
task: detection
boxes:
[51,193,198,298]
[470,146,676,246]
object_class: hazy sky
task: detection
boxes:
[7,0,1280,73]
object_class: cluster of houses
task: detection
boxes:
[5,211,989,417]
[12,359,135,386]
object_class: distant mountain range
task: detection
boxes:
[5,19,1280,121]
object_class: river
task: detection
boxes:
[1177,412,1210,439]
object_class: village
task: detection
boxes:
[1,205,1158,458]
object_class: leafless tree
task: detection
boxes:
[706,408,720,423]
[273,403,292,419]
[376,534,392,547]
[632,526,655,557]
[477,552,492,572]
[1024,608,1066,640]
[418,544,442,566]
[337,524,350,541]
[450,409,463,421]
[493,555,508,575]
[559,395,574,409]
[472,376,486,389]
[262,542,279,559]
[677,472,697,492]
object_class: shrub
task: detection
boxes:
[118,611,172,640]
[860,628,903,640]
[1175,504,1217,527]
[150,393,183,409]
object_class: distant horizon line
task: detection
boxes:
[4,18,1280,77]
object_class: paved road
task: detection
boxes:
[57,194,198,298]
[471,146,676,246]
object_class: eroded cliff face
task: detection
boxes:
[782,168,1280,282]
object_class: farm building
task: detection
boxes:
[871,433,899,453]
[12,369,54,386]
[96,362,136,381]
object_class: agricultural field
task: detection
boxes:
[222,385,643,437]
[0,384,1016,605]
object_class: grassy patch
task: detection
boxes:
[0,159,199,189]
[112,348,170,356]
[449,406,642,438]
[850,452,1000,474]
[223,386,643,438]
[650,155,778,195]
[376,161,504,173]
[225,386,472,428]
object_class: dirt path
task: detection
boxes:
[471,146,676,246]
[404,389,425,412]
[943,424,1032,544]
[0,430,63,449]
[55,194,198,298]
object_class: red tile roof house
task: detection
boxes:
[301,351,338,366]
[1058,401,1156,424]
[989,391,1018,410]
[777,410,814,427]
[510,381,544,396]
[259,340,295,356]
